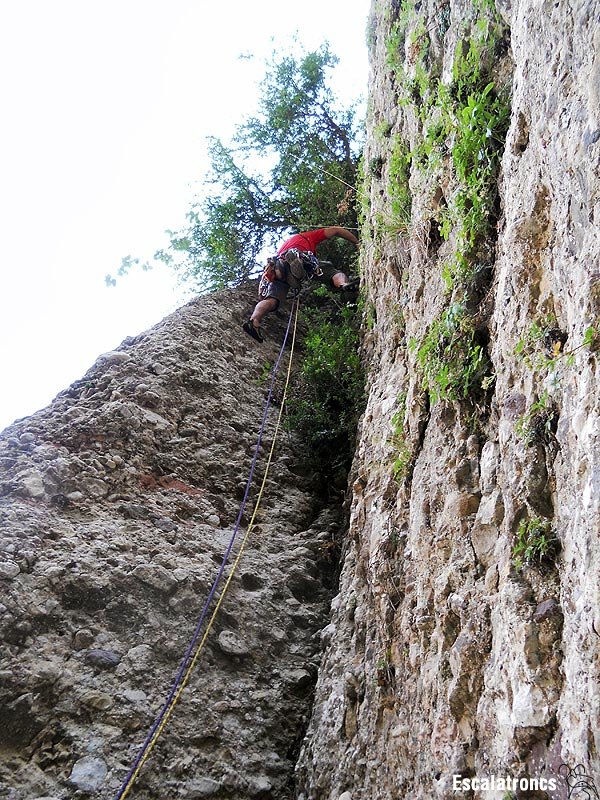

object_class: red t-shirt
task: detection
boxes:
[277,229,328,255]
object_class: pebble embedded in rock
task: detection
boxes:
[217,630,251,657]
[84,649,121,670]
[81,691,115,711]
[533,598,562,623]
[123,689,147,703]
[283,668,313,691]
[247,775,273,796]
[0,561,20,579]
[124,644,154,672]
[186,776,222,798]
[17,470,46,498]
[120,503,150,520]
[68,756,108,791]
[97,350,131,366]
[72,629,95,650]
[286,568,321,603]
[153,516,178,532]
[132,563,178,593]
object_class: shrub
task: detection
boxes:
[512,517,560,571]
[409,303,492,403]
[287,299,365,477]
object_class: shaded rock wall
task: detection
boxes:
[0,285,341,799]
[296,1,600,798]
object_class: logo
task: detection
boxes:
[559,764,599,799]
[451,764,600,797]
[452,775,557,792]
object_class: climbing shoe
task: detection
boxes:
[243,320,264,343]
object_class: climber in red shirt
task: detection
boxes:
[242,226,359,343]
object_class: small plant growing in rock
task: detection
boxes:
[376,651,394,687]
[409,302,492,403]
[515,391,558,446]
[392,442,412,483]
[512,516,560,571]
[387,527,403,552]
[514,314,567,370]
[515,316,599,372]
[312,284,331,298]
[256,360,273,386]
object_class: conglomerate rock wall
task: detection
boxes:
[296,1,600,799]
[2,3,600,800]
[0,284,343,800]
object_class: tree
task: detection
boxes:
[115,43,363,293]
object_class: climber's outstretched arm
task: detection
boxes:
[323,226,359,246]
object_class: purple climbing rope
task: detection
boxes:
[114,298,299,799]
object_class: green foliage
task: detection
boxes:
[409,302,492,404]
[512,516,559,571]
[513,318,598,447]
[386,1,431,105]
[387,527,402,552]
[582,324,599,349]
[379,1,511,413]
[376,649,394,686]
[356,155,373,243]
[256,360,273,387]
[115,43,362,292]
[385,4,412,78]
[364,301,376,330]
[515,391,557,446]
[286,302,365,475]
[312,284,331,299]
[392,442,411,482]
[387,4,509,294]
[515,316,599,372]
[432,78,509,291]
[374,119,393,140]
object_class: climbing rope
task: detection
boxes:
[115,297,300,799]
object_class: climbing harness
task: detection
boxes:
[114,298,300,799]
[258,250,323,298]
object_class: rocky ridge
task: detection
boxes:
[0,284,342,799]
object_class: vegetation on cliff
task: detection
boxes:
[366,0,511,409]
[115,43,363,292]
[287,288,365,485]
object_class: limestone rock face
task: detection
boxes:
[296,1,600,798]
[0,284,341,799]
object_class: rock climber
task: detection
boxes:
[242,226,359,343]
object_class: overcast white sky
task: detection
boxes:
[0,0,370,432]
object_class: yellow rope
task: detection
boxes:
[118,299,300,798]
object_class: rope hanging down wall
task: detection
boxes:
[115,297,300,799]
